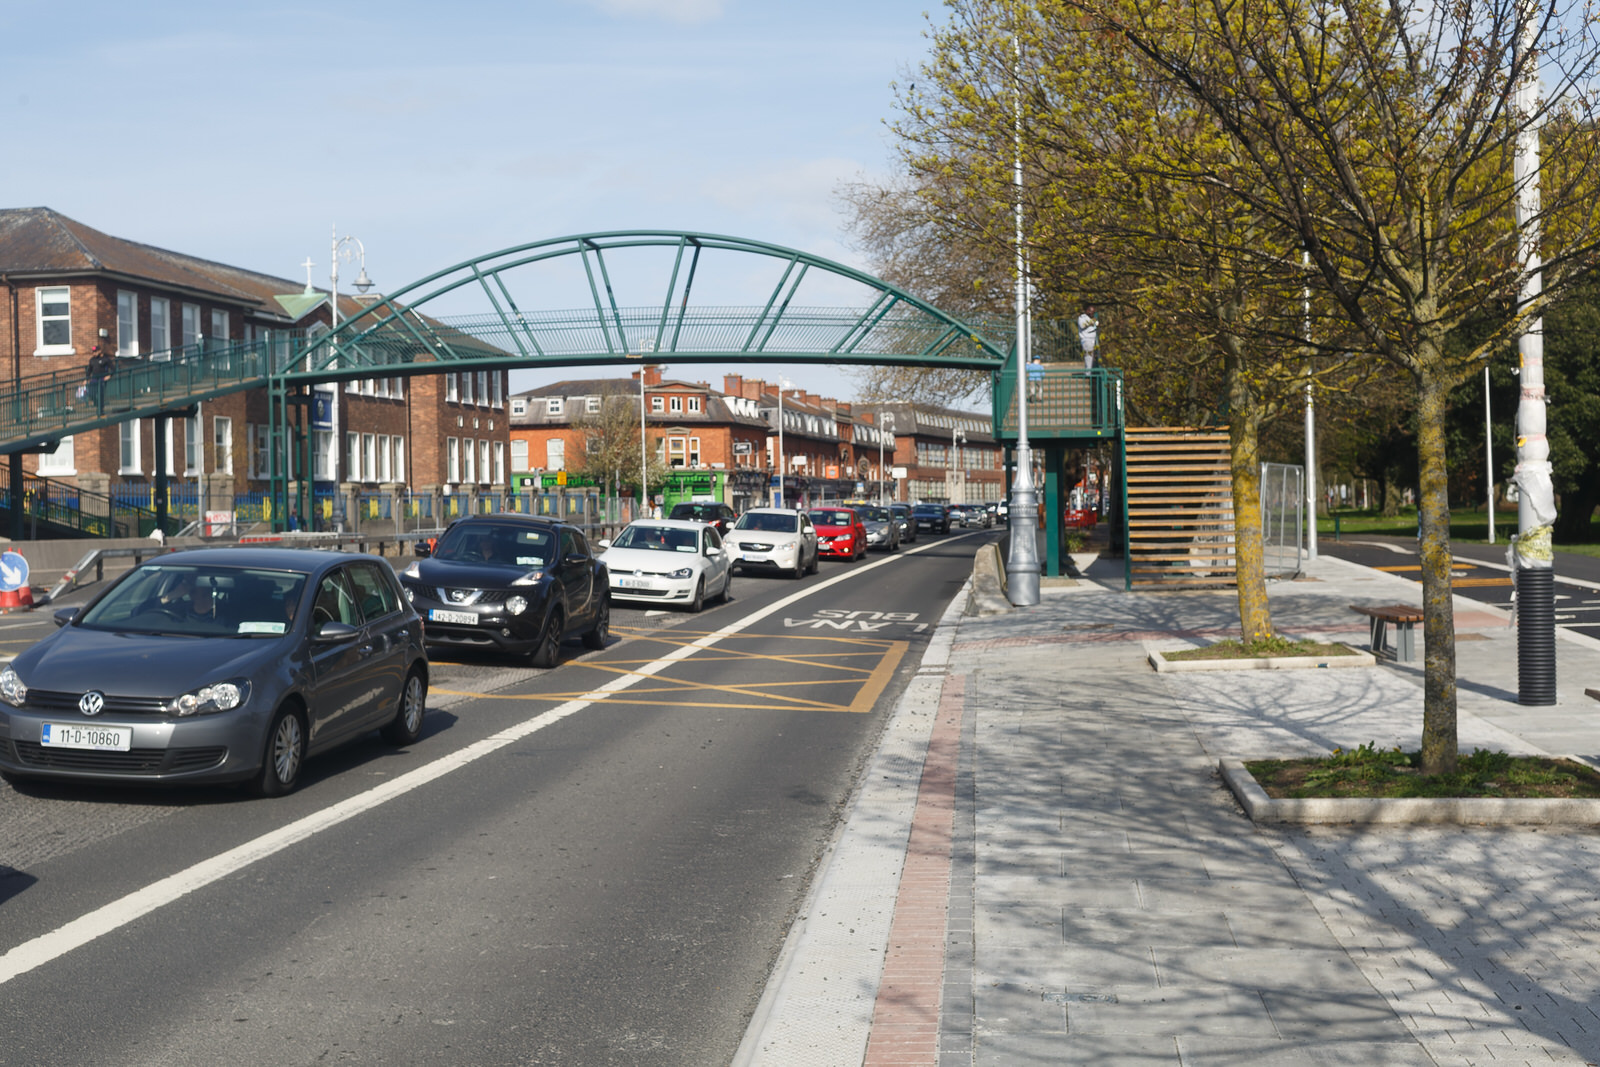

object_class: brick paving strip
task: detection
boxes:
[863,673,966,1066]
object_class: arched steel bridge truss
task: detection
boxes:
[0,232,1016,531]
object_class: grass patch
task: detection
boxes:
[1245,743,1600,799]
[1162,635,1358,662]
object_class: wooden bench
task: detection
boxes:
[1350,604,1424,662]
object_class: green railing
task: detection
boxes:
[992,363,1122,442]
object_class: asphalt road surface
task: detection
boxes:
[0,530,991,1066]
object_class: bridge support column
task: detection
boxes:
[1044,444,1062,578]
[154,415,170,533]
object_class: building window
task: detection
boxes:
[117,291,139,357]
[669,396,683,413]
[313,430,334,481]
[650,395,664,413]
[34,286,72,354]
[689,437,701,466]
[37,436,73,475]
[181,303,201,354]
[209,309,229,351]
[150,297,171,360]
[461,373,474,405]
[547,397,564,416]
[463,438,476,483]
[391,376,404,400]
[346,376,360,395]
[346,432,359,482]
[446,373,459,403]
[667,436,686,467]
[511,398,527,417]
[249,424,269,478]
[585,396,601,413]
[447,438,461,483]
[214,416,233,475]
[393,437,405,483]
[120,421,142,474]
[185,412,202,474]
[362,433,376,482]
[547,438,565,471]
[476,372,488,406]
[688,396,701,414]
[493,441,505,484]
[511,439,529,470]
[479,439,490,484]
[493,372,503,408]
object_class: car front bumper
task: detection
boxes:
[0,702,273,785]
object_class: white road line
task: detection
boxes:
[0,534,963,986]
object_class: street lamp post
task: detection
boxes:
[325,226,373,532]
[775,378,793,508]
[950,427,967,504]
[879,411,895,505]
[1006,33,1041,605]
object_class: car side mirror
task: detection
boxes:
[598,539,612,550]
[414,541,433,558]
[565,553,588,567]
[314,620,359,643]
[53,606,79,627]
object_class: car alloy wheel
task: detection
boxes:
[688,578,705,613]
[255,706,305,797]
[582,595,610,650]
[382,669,427,745]
[531,607,564,669]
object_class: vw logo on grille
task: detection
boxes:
[79,691,106,716]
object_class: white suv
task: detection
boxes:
[726,508,820,579]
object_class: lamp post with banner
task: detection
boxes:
[878,411,895,505]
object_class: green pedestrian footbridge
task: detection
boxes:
[0,231,1123,565]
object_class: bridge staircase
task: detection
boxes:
[1124,427,1235,589]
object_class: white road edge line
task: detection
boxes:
[0,532,974,986]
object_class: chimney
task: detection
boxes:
[643,365,663,386]
[724,374,744,396]
[804,392,820,407]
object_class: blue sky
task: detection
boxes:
[1,0,944,400]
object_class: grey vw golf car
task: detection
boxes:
[0,548,428,796]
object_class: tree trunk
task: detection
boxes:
[1228,397,1273,643]
[1415,365,1459,776]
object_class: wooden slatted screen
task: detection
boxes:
[1125,427,1235,589]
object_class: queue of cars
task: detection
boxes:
[0,499,983,797]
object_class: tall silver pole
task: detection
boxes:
[1006,31,1041,606]
[639,369,647,518]
[1513,15,1556,703]
[1485,364,1495,544]
[1303,253,1317,560]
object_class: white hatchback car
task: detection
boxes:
[726,507,820,579]
[598,519,732,612]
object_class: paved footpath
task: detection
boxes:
[736,553,1600,1067]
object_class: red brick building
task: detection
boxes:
[0,207,508,522]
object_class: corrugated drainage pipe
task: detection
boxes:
[1517,567,1557,705]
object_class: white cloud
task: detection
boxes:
[587,0,726,23]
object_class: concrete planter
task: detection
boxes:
[1219,757,1600,825]
[1149,645,1375,672]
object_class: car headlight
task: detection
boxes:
[0,666,27,707]
[506,595,528,615]
[511,570,547,586]
[403,586,415,603]
[168,680,250,718]
[402,561,421,579]
[669,567,694,579]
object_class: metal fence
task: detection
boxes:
[1260,462,1305,579]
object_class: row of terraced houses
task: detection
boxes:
[0,208,1003,528]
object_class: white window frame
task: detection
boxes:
[689,436,701,467]
[669,396,683,414]
[37,435,74,476]
[446,374,459,403]
[313,430,334,481]
[119,421,142,475]
[149,297,172,360]
[688,396,702,414]
[184,411,202,475]
[362,432,376,482]
[248,424,269,479]
[377,435,391,481]
[393,437,405,483]
[511,438,528,470]
[478,439,490,484]
[547,397,564,416]
[650,395,664,413]
[213,416,233,475]
[209,308,228,351]
[511,398,527,416]
[493,441,505,484]
[461,373,474,405]
[493,372,503,408]
[346,432,359,482]
[585,396,601,413]
[463,438,477,483]
[34,286,73,355]
[547,438,565,471]
[447,437,460,483]
[117,291,139,357]
[180,303,201,353]
[476,372,488,406]
[162,419,176,476]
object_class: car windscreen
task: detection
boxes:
[809,510,854,527]
[859,507,891,522]
[734,512,798,533]
[76,564,309,637]
[612,525,701,552]
[434,524,553,567]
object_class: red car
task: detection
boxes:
[808,507,868,561]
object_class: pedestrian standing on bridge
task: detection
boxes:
[85,345,113,415]
[1077,306,1099,369]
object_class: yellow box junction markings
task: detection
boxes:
[431,626,908,715]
